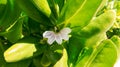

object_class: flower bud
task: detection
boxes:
[4,43,37,62]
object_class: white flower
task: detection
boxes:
[43,28,71,45]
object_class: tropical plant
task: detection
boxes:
[0,0,120,67]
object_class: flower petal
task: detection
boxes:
[47,33,56,45]
[55,34,62,44]
[43,31,54,38]
[60,34,69,40]
[60,28,71,40]
[60,28,71,34]
[43,31,56,44]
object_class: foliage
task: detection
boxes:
[0,0,120,67]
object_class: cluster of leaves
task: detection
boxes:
[0,0,120,67]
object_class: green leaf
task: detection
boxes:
[111,35,120,52]
[16,0,52,26]
[75,47,93,67]
[0,41,6,67]
[89,40,117,67]
[0,0,21,31]
[3,59,31,67]
[4,18,23,43]
[76,39,117,67]
[33,44,63,67]
[45,48,62,66]
[58,0,107,30]
[111,35,120,67]
[0,0,7,4]
[80,10,116,47]
[65,33,86,66]
[47,0,60,21]
[40,53,51,67]
[54,0,65,12]
[0,0,7,19]
[66,10,116,66]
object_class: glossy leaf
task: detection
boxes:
[111,35,120,67]
[58,0,107,31]
[4,18,23,43]
[66,10,116,66]
[76,39,117,67]
[0,0,119,67]
[16,0,52,26]
[80,10,116,47]
[0,0,21,31]
[47,0,60,21]
[89,40,117,67]
[111,35,120,52]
